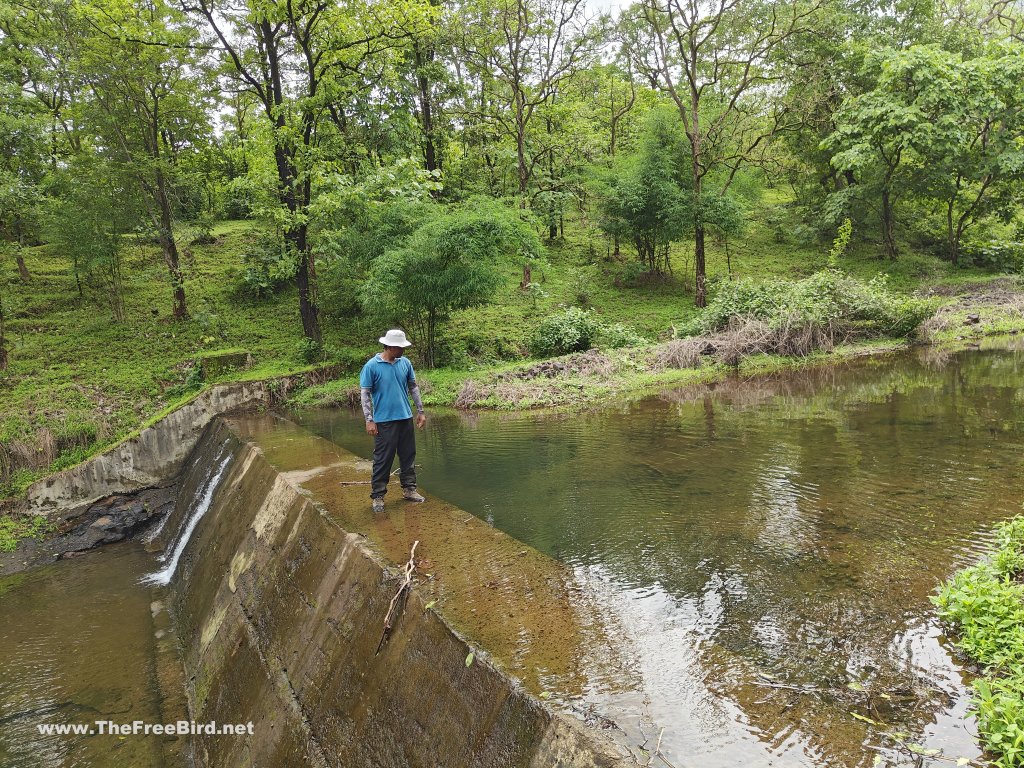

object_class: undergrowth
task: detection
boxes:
[0,514,53,552]
[692,269,936,354]
[933,515,1024,768]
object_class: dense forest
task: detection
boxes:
[3,0,1024,368]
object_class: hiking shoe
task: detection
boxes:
[372,497,385,514]
[403,487,425,503]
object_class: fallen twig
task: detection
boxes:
[753,675,823,696]
[752,681,820,692]
[376,540,419,654]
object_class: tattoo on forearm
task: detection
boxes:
[360,388,373,422]
[410,383,424,413]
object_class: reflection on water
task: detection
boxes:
[293,342,1024,767]
[0,543,179,768]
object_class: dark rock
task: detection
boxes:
[0,485,177,576]
[964,314,981,325]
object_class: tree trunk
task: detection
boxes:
[288,221,320,343]
[16,252,30,283]
[520,262,532,289]
[689,75,707,307]
[694,222,707,307]
[414,40,441,173]
[155,170,188,320]
[0,289,7,370]
[881,188,897,260]
[945,200,958,266]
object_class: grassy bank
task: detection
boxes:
[2,197,1022,504]
[934,516,1024,768]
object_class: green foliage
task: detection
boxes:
[0,514,52,552]
[698,269,933,339]
[598,322,646,349]
[529,307,602,356]
[238,232,295,299]
[829,218,853,268]
[361,198,543,367]
[596,108,693,275]
[963,240,1024,274]
[44,156,139,322]
[296,337,325,364]
[934,516,1024,768]
[167,361,205,398]
[825,44,1024,262]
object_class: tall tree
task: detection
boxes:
[184,0,431,342]
[826,44,1024,264]
[621,0,820,306]
[458,0,604,203]
[75,0,211,320]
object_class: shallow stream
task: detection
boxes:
[2,340,1022,767]
[291,340,1024,767]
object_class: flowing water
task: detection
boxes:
[291,340,1024,767]
[0,543,185,768]
[2,341,1021,768]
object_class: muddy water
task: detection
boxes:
[0,542,185,768]
[292,340,1024,767]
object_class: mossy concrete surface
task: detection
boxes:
[171,416,634,767]
[15,381,273,519]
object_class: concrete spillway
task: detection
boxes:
[160,414,633,767]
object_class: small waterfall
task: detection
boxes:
[154,441,228,562]
[141,446,233,587]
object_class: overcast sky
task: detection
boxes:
[585,0,631,15]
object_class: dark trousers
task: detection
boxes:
[371,418,416,499]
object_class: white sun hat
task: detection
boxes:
[379,329,413,347]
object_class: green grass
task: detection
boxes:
[0,514,52,552]
[934,515,1024,768]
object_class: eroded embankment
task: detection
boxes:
[168,415,633,768]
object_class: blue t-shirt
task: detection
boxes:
[359,354,416,423]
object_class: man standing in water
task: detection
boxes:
[360,329,427,513]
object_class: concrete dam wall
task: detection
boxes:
[165,415,633,767]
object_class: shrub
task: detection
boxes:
[615,259,651,288]
[167,361,204,397]
[529,307,601,357]
[237,233,295,299]
[934,516,1024,768]
[296,338,325,364]
[599,322,647,349]
[964,240,1024,274]
[697,269,933,347]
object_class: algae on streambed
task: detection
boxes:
[291,339,1024,767]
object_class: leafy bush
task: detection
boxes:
[167,361,204,397]
[237,233,295,299]
[698,269,932,342]
[599,322,647,349]
[615,259,651,288]
[189,212,218,245]
[529,307,601,357]
[934,515,1024,768]
[296,338,325,364]
[964,240,1024,273]
[361,197,543,368]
